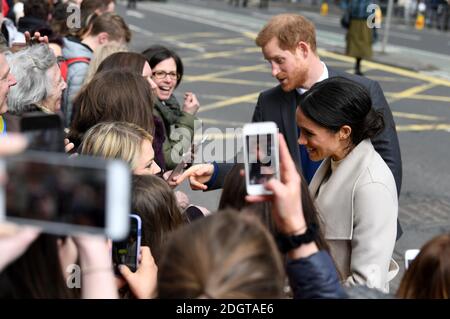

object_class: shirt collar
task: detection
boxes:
[296,62,328,95]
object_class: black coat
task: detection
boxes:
[211,67,402,195]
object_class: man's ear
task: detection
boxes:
[97,32,109,45]
[339,125,352,140]
[296,41,310,59]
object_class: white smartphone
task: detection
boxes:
[404,249,420,269]
[242,122,280,196]
[0,151,131,241]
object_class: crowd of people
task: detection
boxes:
[0,0,448,299]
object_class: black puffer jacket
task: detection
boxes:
[286,251,348,299]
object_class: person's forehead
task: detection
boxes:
[154,58,176,70]
[263,38,291,57]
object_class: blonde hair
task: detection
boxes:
[83,43,128,85]
[80,122,153,170]
[255,13,317,53]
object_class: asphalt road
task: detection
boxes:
[117,0,450,293]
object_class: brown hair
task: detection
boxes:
[96,52,147,75]
[81,0,114,14]
[132,175,185,263]
[83,43,129,85]
[218,164,276,235]
[218,164,330,253]
[157,210,285,298]
[80,0,115,28]
[255,13,317,53]
[84,13,131,43]
[397,234,450,299]
[68,70,154,147]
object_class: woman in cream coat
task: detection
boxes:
[296,77,399,292]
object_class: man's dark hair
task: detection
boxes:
[24,0,51,21]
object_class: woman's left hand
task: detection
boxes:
[182,92,200,115]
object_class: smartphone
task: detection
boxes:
[0,151,131,240]
[242,122,280,195]
[20,112,65,153]
[404,249,420,269]
[167,134,209,182]
[112,214,141,274]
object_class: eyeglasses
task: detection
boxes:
[152,71,180,81]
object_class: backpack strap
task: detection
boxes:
[60,57,91,82]
[66,57,91,66]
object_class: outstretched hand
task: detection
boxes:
[172,163,214,191]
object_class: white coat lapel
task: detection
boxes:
[309,140,374,240]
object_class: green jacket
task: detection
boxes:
[153,95,197,170]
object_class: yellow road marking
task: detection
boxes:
[214,38,249,45]
[200,132,242,140]
[163,32,222,40]
[242,31,257,40]
[184,64,267,82]
[199,92,260,113]
[397,123,450,132]
[195,77,275,87]
[197,94,232,101]
[318,49,450,87]
[391,83,437,98]
[200,118,246,126]
[367,76,421,83]
[392,112,440,121]
[183,47,261,62]
[404,94,450,103]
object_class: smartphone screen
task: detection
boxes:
[20,113,65,153]
[112,214,141,274]
[2,152,107,230]
[245,133,276,185]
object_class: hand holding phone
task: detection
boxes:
[0,151,131,240]
[20,112,65,153]
[243,122,280,195]
[112,214,141,274]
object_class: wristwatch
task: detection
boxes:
[275,223,318,254]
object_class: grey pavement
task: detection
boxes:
[180,0,450,79]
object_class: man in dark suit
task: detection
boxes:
[176,13,401,194]
[174,14,403,237]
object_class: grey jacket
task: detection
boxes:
[62,37,92,127]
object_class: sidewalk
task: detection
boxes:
[190,0,450,79]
